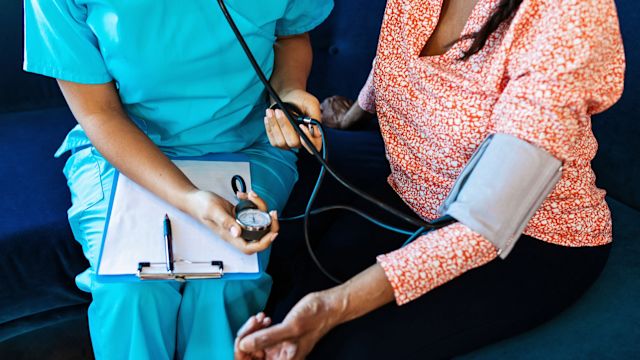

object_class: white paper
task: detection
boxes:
[97,160,259,276]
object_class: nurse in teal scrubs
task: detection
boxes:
[24,0,333,359]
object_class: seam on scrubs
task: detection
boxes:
[23,61,112,85]
[222,2,279,42]
[64,147,107,268]
[275,2,334,36]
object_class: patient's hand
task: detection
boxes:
[321,96,374,130]
[320,95,353,128]
[238,292,341,360]
[235,313,272,360]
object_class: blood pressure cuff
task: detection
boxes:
[439,134,562,259]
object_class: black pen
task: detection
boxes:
[164,214,174,272]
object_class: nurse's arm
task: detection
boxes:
[266,33,323,152]
[57,80,277,254]
[271,33,313,98]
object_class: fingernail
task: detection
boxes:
[230,226,241,237]
[270,210,277,216]
[287,346,296,357]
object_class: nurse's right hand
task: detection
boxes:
[186,190,279,255]
[264,89,323,153]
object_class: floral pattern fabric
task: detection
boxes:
[372,0,625,305]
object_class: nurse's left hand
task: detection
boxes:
[265,89,323,153]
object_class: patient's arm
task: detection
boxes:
[237,264,394,359]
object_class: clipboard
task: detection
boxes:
[95,153,262,282]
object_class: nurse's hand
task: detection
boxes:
[186,190,279,255]
[265,89,323,153]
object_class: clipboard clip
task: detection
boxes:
[136,260,224,281]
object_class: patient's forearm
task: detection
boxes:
[326,264,395,325]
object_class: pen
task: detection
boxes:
[164,214,174,272]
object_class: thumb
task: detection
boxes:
[212,205,242,237]
[238,323,298,353]
[299,95,322,121]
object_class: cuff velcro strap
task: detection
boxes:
[439,134,562,259]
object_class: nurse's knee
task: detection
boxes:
[91,281,181,309]
[187,277,271,303]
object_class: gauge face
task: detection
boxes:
[237,209,271,228]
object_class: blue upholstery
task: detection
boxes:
[591,1,640,210]
[0,0,638,358]
[0,108,88,342]
[0,2,65,113]
[307,0,386,101]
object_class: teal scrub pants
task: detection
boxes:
[63,142,298,360]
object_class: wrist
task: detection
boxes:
[319,264,395,326]
[273,86,306,101]
[318,285,351,327]
[181,188,209,220]
[342,103,374,127]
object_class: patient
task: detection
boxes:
[236,0,625,359]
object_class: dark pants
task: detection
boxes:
[266,127,611,360]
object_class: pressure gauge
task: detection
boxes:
[231,175,272,242]
[235,200,272,242]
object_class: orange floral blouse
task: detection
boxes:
[372,0,625,305]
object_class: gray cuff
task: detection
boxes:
[439,134,562,259]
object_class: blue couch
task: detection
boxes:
[1,0,638,358]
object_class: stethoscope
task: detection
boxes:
[217,0,456,284]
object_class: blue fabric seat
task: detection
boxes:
[0,0,638,358]
[460,197,640,359]
[0,107,89,342]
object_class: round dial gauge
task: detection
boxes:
[237,209,272,228]
[234,198,272,242]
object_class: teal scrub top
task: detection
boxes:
[24,0,333,156]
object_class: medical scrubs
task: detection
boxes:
[23,0,333,359]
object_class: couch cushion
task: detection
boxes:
[0,308,93,359]
[459,196,640,359]
[307,0,387,101]
[0,107,90,338]
[591,0,640,212]
[0,1,66,113]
